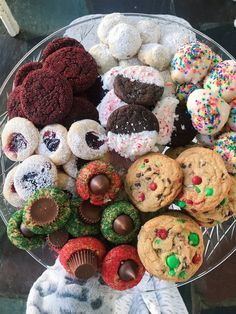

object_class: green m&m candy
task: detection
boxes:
[166,253,180,269]
[179,270,187,279]
[188,232,199,246]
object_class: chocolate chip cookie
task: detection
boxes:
[176,147,231,213]
[125,153,183,212]
[137,212,204,282]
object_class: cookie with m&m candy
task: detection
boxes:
[176,147,231,213]
[137,212,204,282]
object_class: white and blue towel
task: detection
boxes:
[26,259,189,314]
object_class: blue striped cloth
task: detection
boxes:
[26,259,189,314]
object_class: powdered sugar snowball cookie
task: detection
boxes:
[102,66,124,90]
[136,19,161,44]
[97,13,129,44]
[228,99,236,131]
[14,155,57,200]
[213,132,236,174]
[89,43,118,74]
[67,120,108,160]
[187,89,230,135]
[160,69,176,97]
[204,60,236,103]
[36,124,71,166]
[3,166,24,208]
[106,104,159,160]
[138,43,171,71]
[170,42,213,84]
[119,57,142,67]
[63,154,87,179]
[97,89,127,127]
[107,23,142,60]
[56,171,76,196]
[152,96,196,147]
[113,65,164,108]
[1,117,39,162]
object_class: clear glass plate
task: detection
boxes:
[0,13,235,290]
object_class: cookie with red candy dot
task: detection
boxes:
[76,160,121,206]
[101,245,145,290]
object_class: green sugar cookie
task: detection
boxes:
[65,198,100,237]
[100,201,141,244]
[7,209,45,250]
[22,188,72,235]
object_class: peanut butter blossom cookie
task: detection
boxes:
[22,188,72,235]
[137,213,204,282]
[176,147,231,213]
[59,237,106,280]
[125,153,183,212]
[7,209,45,250]
[101,244,145,290]
[100,201,141,244]
[76,160,121,206]
[65,198,101,237]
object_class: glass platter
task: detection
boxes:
[0,13,235,291]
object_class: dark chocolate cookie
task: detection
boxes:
[60,96,99,129]
[43,47,98,94]
[169,101,197,147]
[7,86,25,119]
[114,74,164,108]
[106,104,159,134]
[85,76,107,106]
[14,61,42,87]
[21,68,73,126]
[106,105,160,159]
[41,37,84,60]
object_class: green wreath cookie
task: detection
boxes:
[22,188,72,235]
[7,209,45,250]
[65,198,100,237]
[100,201,141,244]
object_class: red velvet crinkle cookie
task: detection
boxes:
[21,69,73,126]
[7,86,25,119]
[76,160,121,206]
[101,245,145,290]
[59,237,106,275]
[13,61,42,87]
[41,37,84,60]
[43,47,98,94]
[60,96,99,129]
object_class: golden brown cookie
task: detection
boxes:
[191,175,236,227]
[165,143,201,160]
[176,147,231,213]
[137,212,204,282]
[125,153,183,212]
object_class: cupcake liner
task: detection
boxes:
[77,201,102,224]
[68,249,98,279]
[47,229,69,251]
[29,197,59,226]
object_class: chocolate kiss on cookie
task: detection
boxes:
[153,97,196,147]
[106,104,159,160]
[118,260,138,281]
[113,66,164,108]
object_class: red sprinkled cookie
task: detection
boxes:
[101,244,145,290]
[76,160,121,206]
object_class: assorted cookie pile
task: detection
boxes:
[2,13,236,291]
